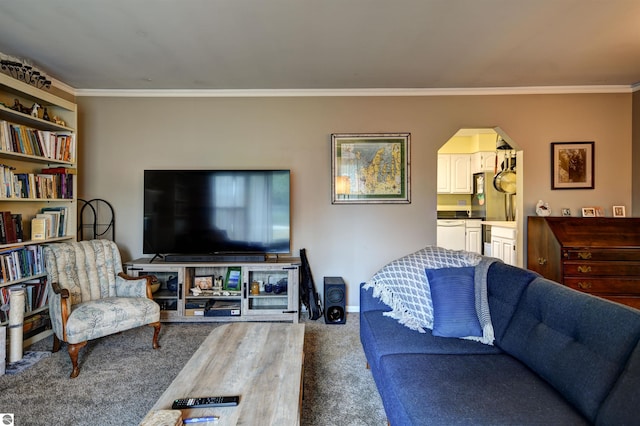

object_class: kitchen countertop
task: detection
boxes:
[481,221,517,228]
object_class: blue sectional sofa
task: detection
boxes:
[360,260,640,425]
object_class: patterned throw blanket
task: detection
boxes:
[363,246,497,345]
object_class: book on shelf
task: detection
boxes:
[0,120,76,162]
[0,211,23,244]
[40,167,77,175]
[40,206,68,237]
[0,245,45,286]
[0,165,74,200]
[11,214,24,242]
[0,278,49,322]
[31,217,47,241]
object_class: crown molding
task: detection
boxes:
[71,85,634,98]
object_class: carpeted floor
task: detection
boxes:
[0,313,386,425]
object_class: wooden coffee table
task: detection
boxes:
[142,322,305,425]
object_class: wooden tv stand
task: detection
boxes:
[125,257,300,323]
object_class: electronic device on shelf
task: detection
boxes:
[143,169,291,261]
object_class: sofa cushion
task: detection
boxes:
[426,266,482,338]
[499,277,640,423]
[378,353,589,426]
[596,339,640,425]
[486,262,539,343]
[360,310,501,373]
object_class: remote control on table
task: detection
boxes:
[172,396,240,409]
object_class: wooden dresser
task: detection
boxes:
[527,216,640,310]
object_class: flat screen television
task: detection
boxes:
[143,170,291,258]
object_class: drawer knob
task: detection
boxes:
[537,257,547,265]
[577,265,592,273]
[577,281,592,290]
[578,252,592,260]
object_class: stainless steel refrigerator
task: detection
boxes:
[471,172,507,220]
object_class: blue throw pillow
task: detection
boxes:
[426,266,483,338]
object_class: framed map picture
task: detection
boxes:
[331,133,411,204]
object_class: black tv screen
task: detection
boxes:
[143,170,291,256]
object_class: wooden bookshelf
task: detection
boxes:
[0,72,77,349]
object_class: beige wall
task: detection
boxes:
[77,93,632,309]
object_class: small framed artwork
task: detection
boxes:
[594,206,605,217]
[551,141,595,190]
[224,267,242,291]
[561,208,571,216]
[331,133,411,204]
[194,275,214,290]
[581,207,596,217]
[613,205,626,217]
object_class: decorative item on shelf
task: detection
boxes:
[581,207,596,217]
[31,103,40,118]
[166,275,178,292]
[594,206,605,217]
[264,283,273,293]
[613,205,626,218]
[561,208,571,217]
[10,98,31,114]
[250,281,260,295]
[213,276,223,291]
[0,59,51,89]
[224,267,242,291]
[273,278,288,294]
[150,278,160,293]
[42,107,50,121]
[536,200,551,216]
[194,276,213,290]
[52,116,66,126]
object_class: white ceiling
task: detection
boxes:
[1,0,639,93]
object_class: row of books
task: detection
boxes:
[0,245,45,284]
[0,212,23,244]
[0,165,75,199]
[0,119,76,162]
[32,206,69,240]
[0,277,49,323]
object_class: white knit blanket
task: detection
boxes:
[363,246,496,345]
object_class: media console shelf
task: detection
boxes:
[125,258,300,323]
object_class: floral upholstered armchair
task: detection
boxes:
[44,240,161,378]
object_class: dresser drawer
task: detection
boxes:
[564,277,640,295]
[563,261,640,276]
[563,248,640,261]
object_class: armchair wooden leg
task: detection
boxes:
[52,334,62,353]
[68,341,87,379]
[150,322,161,349]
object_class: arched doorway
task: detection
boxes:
[436,127,523,266]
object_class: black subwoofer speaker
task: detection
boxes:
[324,276,346,324]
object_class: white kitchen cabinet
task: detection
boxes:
[472,151,495,174]
[437,154,472,194]
[437,155,452,193]
[465,220,482,254]
[491,226,517,266]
